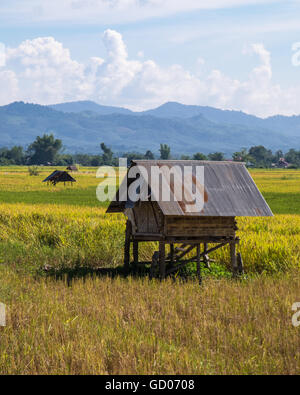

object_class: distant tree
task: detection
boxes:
[285,149,300,167]
[74,154,93,167]
[55,154,74,166]
[208,152,225,161]
[27,134,62,165]
[232,148,252,163]
[145,150,155,160]
[6,146,25,165]
[193,153,207,160]
[100,143,114,166]
[121,152,145,165]
[180,155,191,160]
[0,151,13,165]
[91,156,103,167]
[249,145,273,167]
[0,146,25,165]
[159,144,171,160]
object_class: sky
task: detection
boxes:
[1,0,300,117]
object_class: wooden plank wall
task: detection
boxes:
[127,202,163,234]
[165,216,236,237]
[126,202,236,238]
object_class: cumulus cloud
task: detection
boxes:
[1,30,300,117]
[0,70,19,104]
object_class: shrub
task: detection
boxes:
[28,166,40,176]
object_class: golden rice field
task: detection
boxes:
[0,166,300,375]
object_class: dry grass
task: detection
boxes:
[1,266,300,375]
[1,167,300,375]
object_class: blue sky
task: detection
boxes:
[1,0,300,116]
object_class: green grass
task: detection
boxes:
[0,188,106,207]
[1,166,300,213]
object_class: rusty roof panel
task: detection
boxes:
[106,160,273,217]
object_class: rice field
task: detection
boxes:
[0,166,300,375]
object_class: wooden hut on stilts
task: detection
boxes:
[43,170,76,186]
[107,160,273,282]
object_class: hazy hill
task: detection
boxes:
[0,101,299,155]
[49,101,133,115]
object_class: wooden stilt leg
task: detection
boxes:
[170,244,175,265]
[203,243,210,269]
[150,251,159,279]
[197,244,202,285]
[133,241,139,267]
[237,252,244,275]
[124,221,131,272]
[230,240,238,277]
[159,241,166,280]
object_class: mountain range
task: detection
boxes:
[0,100,299,155]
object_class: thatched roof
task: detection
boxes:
[43,170,76,184]
[107,160,273,217]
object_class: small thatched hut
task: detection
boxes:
[43,170,76,186]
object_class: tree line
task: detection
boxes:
[0,133,299,168]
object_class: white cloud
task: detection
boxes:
[0,43,6,67]
[0,70,19,104]
[1,30,300,117]
[6,37,88,103]
[0,0,280,25]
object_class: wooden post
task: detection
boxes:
[203,243,210,269]
[196,244,202,285]
[237,252,244,275]
[150,251,159,279]
[124,221,131,272]
[170,244,175,265]
[230,239,238,277]
[159,241,166,280]
[133,241,139,267]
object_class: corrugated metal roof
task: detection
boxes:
[107,160,273,217]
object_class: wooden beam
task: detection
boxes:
[150,251,159,279]
[133,241,139,267]
[196,244,202,285]
[203,243,210,269]
[175,245,196,261]
[230,240,238,277]
[237,252,244,275]
[159,241,166,279]
[170,244,175,265]
[124,221,131,272]
[166,242,229,275]
[166,237,234,244]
